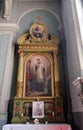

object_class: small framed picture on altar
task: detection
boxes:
[32,101,44,118]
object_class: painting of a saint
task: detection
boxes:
[32,25,46,38]
[23,102,32,117]
[32,101,44,118]
[25,54,53,97]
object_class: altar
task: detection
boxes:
[5,19,72,128]
[11,18,65,124]
[2,124,72,130]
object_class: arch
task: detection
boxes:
[17,8,62,30]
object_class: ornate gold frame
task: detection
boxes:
[23,52,54,99]
[15,43,60,99]
[30,22,48,42]
[12,19,64,123]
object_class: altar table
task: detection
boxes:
[2,124,72,130]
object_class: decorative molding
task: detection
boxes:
[0,112,7,121]
[18,0,57,1]
[0,112,7,116]
[18,44,58,52]
[0,23,19,33]
[3,0,13,21]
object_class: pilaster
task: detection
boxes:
[0,23,19,128]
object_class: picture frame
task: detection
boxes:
[44,102,55,121]
[23,102,32,117]
[32,101,44,118]
[30,22,48,42]
[23,53,54,98]
[12,20,64,123]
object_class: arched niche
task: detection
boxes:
[17,9,62,39]
[11,19,64,123]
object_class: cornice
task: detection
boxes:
[18,0,57,1]
[0,23,19,33]
[17,43,58,53]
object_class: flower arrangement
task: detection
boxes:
[34,118,39,124]
[26,117,30,124]
[43,115,48,123]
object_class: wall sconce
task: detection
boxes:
[72,77,83,104]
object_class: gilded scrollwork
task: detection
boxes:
[12,19,64,123]
[17,17,59,45]
[30,19,48,43]
[16,81,23,97]
[17,33,59,45]
[16,51,24,97]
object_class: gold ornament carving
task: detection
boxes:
[16,81,23,97]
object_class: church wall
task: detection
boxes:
[18,10,60,38]
[0,25,19,129]
[73,112,83,130]
[75,0,83,48]
[62,0,83,130]
[0,0,82,129]
[0,34,9,97]
[0,34,10,130]
[13,0,62,39]
[0,0,63,129]
[10,0,61,23]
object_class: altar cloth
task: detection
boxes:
[2,124,72,130]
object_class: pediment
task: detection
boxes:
[18,17,59,45]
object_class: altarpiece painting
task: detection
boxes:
[24,54,53,98]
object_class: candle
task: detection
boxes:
[21,113,23,117]
[52,112,54,116]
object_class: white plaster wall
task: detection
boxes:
[0,1,61,126]
[2,0,82,126]
[62,0,83,112]
[75,0,83,47]
[0,34,14,111]
[0,0,61,23]
[0,24,19,126]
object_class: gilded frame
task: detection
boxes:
[30,22,48,42]
[12,20,65,123]
[23,53,54,99]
